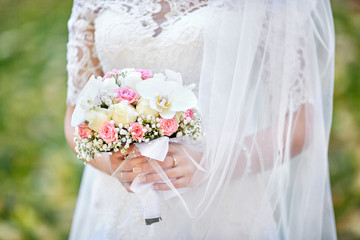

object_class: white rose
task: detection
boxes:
[136,98,159,117]
[86,108,111,132]
[111,102,138,126]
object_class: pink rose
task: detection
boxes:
[135,69,153,80]
[160,117,179,136]
[184,109,194,120]
[129,122,145,141]
[111,69,119,74]
[102,72,111,80]
[78,124,93,139]
[115,86,138,103]
[98,122,118,143]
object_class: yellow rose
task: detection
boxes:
[136,98,159,118]
[111,102,138,126]
[86,109,111,132]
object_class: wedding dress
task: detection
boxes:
[67,0,337,239]
[67,1,209,239]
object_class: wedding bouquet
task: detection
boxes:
[71,68,202,163]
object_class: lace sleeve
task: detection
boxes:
[66,0,103,106]
[288,14,313,112]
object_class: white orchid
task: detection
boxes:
[119,71,143,92]
[136,71,197,119]
[71,76,102,126]
[71,75,117,127]
[102,76,118,92]
[164,69,182,85]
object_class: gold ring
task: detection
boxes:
[170,155,178,167]
[120,171,123,180]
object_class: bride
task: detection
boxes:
[64,0,337,239]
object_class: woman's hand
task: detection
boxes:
[113,147,174,192]
[129,143,200,191]
[111,148,148,193]
[66,105,200,192]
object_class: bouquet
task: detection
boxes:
[71,68,203,224]
[71,68,202,162]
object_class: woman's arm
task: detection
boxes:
[241,103,314,173]
[65,105,120,174]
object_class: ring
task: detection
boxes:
[120,171,123,180]
[169,155,178,167]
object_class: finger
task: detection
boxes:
[112,150,125,158]
[113,170,137,183]
[132,156,175,174]
[125,147,142,160]
[152,178,187,191]
[168,143,179,155]
[120,156,148,171]
[139,168,180,183]
[162,155,177,168]
[110,159,124,172]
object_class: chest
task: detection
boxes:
[92,1,209,85]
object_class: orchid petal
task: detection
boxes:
[165,69,183,85]
[71,76,100,126]
[170,87,197,112]
[123,72,142,91]
[152,73,166,81]
[149,98,163,112]
[163,81,181,96]
[136,78,164,99]
[102,77,118,92]
[186,83,196,91]
[160,108,176,119]
[71,105,87,126]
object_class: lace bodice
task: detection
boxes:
[66,0,208,105]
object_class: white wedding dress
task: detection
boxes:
[67,0,337,239]
[67,1,210,239]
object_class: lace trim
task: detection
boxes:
[257,2,311,113]
[66,1,103,105]
[66,0,208,105]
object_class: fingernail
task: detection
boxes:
[152,185,159,190]
[138,176,146,183]
[133,167,141,173]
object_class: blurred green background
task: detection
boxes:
[0,0,359,239]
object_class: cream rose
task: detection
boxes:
[175,111,183,124]
[136,98,159,118]
[111,102,138,126]
[86,109,111,132]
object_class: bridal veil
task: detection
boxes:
[153,0,336,239]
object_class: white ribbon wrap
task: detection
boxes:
[129,137,198,225]
[130,137,170,224]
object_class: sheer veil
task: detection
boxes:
[153,0,336,239]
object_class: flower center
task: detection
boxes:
[157,94,172,109]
